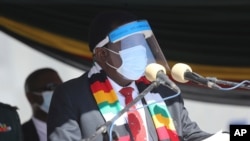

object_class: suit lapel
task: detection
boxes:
[142,98,158,141]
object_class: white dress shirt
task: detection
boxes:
[32,117,47,141]
[108,77,152,141]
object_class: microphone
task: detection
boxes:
[145,63,180,92]
[171,63,220,89]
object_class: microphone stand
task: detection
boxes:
[80,81,160,141]
[206,77,250,90]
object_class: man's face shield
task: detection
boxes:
[96,20,170,71]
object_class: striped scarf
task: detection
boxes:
[88,63,179,141]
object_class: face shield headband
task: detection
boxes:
[95,20,170,71]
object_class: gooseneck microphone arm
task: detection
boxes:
[171,63,220,90]
[207,77,250,90]
[80,81,160,141]
[184,71,221,89]
[155,70,181,93]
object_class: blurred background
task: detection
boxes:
[0,31,83,124]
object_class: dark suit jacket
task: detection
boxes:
[47,72,212,141]
[22,119,40,141]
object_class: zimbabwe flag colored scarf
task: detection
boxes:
[88,63,179,141]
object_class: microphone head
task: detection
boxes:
[171,63,192,83]
[145,63,166,82]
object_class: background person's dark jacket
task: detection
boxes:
[22,119,40,141]
[0,102,23,141]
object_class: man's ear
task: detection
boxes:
[26,92,34,103]
[93,47,108,61]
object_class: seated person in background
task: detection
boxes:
[47,10,229,141]
[22,68,63,141]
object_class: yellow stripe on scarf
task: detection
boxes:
[152,114,176,130]
[93,89,118,104]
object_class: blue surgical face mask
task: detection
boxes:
[106,45,148,80]
[34,91,53,113]
[40,91,53,113]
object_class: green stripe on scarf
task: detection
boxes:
[148,104,171,118]
[98,101,121,114]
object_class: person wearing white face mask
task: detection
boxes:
[22,68,63,141]
[47,10,229,141]
[104,44,148,80]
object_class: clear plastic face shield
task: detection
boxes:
[95,20,170,79]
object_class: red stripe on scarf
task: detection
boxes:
[156,126,179,141]
[136,76,151,84]
[115,135,130,141]
[90,79,113,93]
